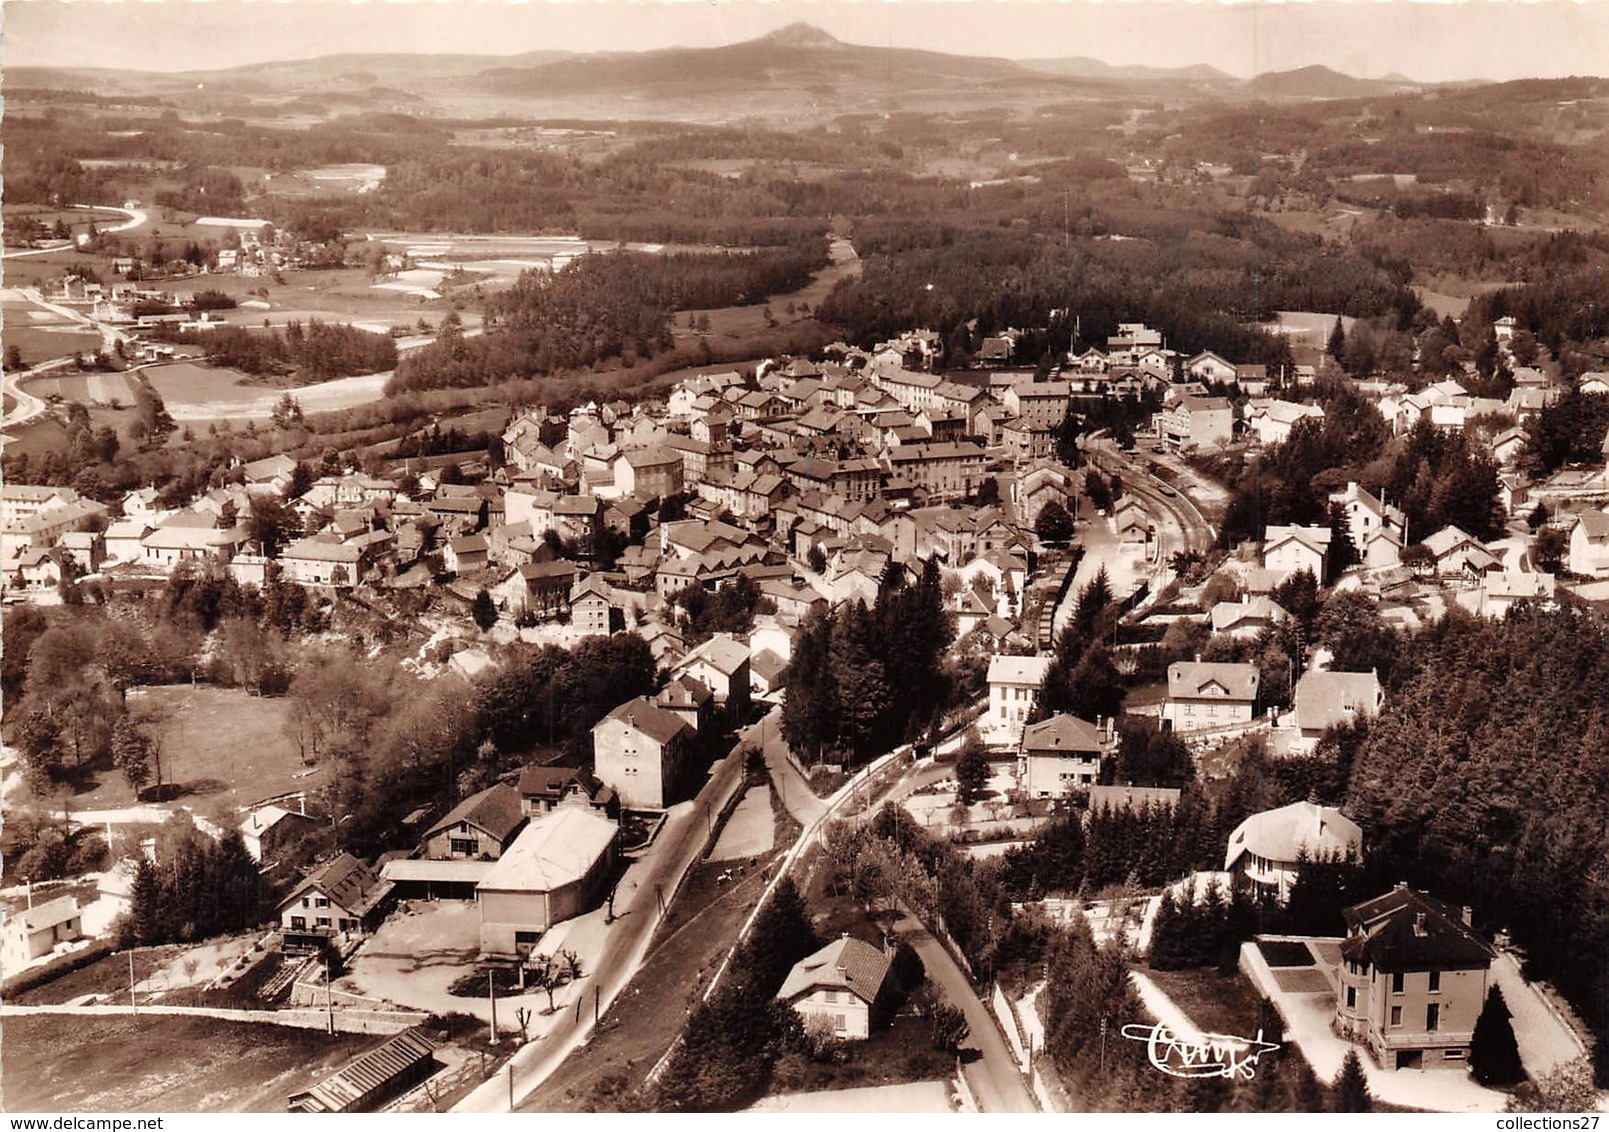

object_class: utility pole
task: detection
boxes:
[325,957,335,1034]
[488,968,499,1044]
[128,947,137,1014]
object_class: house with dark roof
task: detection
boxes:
[1164,661,1261,732]
[443,532,489,575]
[1334,884,1495,1071]
[776,936,894,1041]
[491,559,576,619]
[517,765,614,818]
[277,854,394,950]
[673,633,751,714]
[614,446,685,500]
[420,783,528,861]
[240,804,318,863]
[1020,714,1107,797]
[749,648,788,697]
[592,697,696,809]
[656,674,715,732]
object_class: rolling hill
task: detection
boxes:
[1018,57,1236,84]
[469,22,1083,100]
[1247,64,1418,100]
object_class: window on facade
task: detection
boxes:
[515,931,540,945]
[1428,970,1440,993]
[1392,972,1405,994]
[1390,1006,1402,1027]
[316,916,332,929]
[1427,1004,1440,1032]
[833,1014,847,1033]
[1346,986,1356,1009]
[315,897,330,908]
[1444,1049,1465,1061]
[291,916,307,931]
[451,837,479,855]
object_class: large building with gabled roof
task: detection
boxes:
[1164,660,1260,732]
[1334,884,1495,1071]
[476,806,618,957]
[1020,713,1108,797]
[591,696,696,809]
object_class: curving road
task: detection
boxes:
[2,359,61,430]
[2,204,148,260]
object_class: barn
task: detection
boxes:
[287,1028,438,1113]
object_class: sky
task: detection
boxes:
[4,0,1609,83]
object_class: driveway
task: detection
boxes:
[1490,951,1588,1079]
[891,908,1036,1113]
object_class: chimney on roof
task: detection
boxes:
[1413,912,1428,937]
[1394,880,1408,892]
[1462,906,1472,927]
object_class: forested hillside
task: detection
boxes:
[1345,603,1609,1079]
[388,240,824,394]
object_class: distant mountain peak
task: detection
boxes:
[761,22,842,49]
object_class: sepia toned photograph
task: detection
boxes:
[0,0,1606,1117]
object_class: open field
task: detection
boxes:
[154,266,466,332]
[669,236,860,345]
[22,369,143,404]
[144,360,272,405]
[0,415,70,459]
[262,164,388,196]
[69,685,313,818]
[165,371,395,422]
[2,326,104,364]
[0,1013,378,1112]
